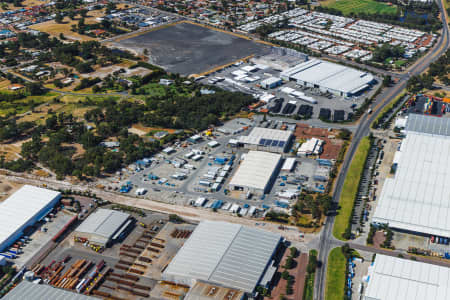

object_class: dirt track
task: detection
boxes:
[3,174,308,242]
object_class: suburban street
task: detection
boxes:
[314,0,450,299]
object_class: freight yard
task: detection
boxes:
[10,203,193,299]
[0,191,297,300]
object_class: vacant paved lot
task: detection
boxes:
[117,22,271,75]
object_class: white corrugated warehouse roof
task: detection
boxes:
[239,127,292,146]
[163,221,281,293]
[282,59,374,94]
[373,130,450,237]
[4,280,100,300]
[0,185,60,250]
[405,113,450,136]
[75,209,129,240]
[281,157,296,171]
[229,151,282,191]
[364,254,450,300]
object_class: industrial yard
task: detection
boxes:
[0,195,300,300]
[27,206,183,299]
[91,115,345,224]
[0,0,448,299]
[196,49,381,121]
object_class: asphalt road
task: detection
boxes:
[314,1,450,299]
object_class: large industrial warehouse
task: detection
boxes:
[373,114,450,237]
[229,150,282,194]
[162,221,282,294]
[74,209,132,247]
[363,254,450,300]
[280,58,374,97]
[0,185,61,252]
[4,280,100,300]
[238,127,293,153]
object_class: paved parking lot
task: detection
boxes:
[351,251,373,300]
[351,139,379,234]
[13,209,74,268]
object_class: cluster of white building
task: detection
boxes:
[297,138,324,156]
[199,164,232,191]
[238,7,308,32]
[240,8,433,62]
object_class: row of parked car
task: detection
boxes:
[431,235,449,245]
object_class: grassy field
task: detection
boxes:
[0,92,59,117]
[15,94,125,123]
[0,79,11,91]
[137,82,194,98]
[30,16,99,42]
[325,247,347,300]
[333,136,371,240]
[322,0,397,15]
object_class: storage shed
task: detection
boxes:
[74,209,131,247]
[260,77,282,89]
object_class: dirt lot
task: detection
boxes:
[0,79,11,90]
[295,123,344,160]
[373,231,386,248]
[115,21,271,76]
[267,251,308,300]
[30,16,99,41]
[128,124,178,136]
[0,179,22,202]
[82,64,129,79]
[0,140,24,162]
[18,103,65,123]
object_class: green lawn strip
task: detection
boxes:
[395,60,407,67]
[303,249,318,300]
[333,136,371,240]
[371,89,407,129]
[325,247,347,300]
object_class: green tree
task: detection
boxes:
[383,75,392,87]
[281,270,290,280]
[79,9,88,18]
[284,257,294,269]
[67,10,76,20]
[55,12,63,24]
